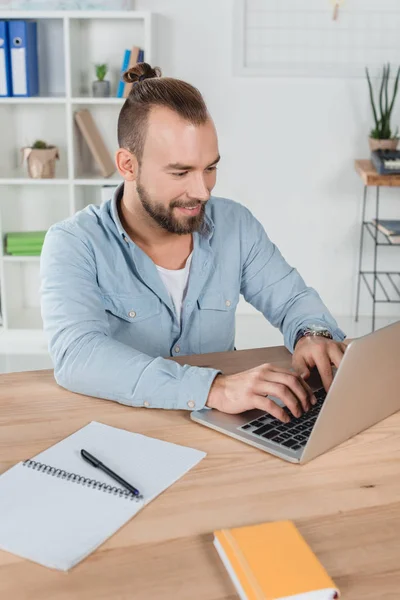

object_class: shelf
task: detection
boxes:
[0,96,66,105]
[74,173,121,186]
[360,271,400,303]
[364,222,400,246]
[3,256,41,263]
[71,97,125,105]
[0,9,153,333]
[0,176,70,185]
[0,10,151,20]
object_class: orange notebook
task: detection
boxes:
[214,521,340,600]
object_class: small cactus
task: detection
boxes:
[32,140,49,149]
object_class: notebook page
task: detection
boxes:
[0,462,143,571]
[33,421,206,504]
[0,422,206,570]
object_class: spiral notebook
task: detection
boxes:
[0,421,206,571]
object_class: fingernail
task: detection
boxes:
[300,373,307,379]
[311,395,317,405]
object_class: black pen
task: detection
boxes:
[80,449,141,497]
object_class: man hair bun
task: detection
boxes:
[122,62,162,84]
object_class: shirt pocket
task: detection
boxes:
[197,290,238,352]
[102,293,162,356]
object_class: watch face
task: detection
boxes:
[308,325,327,333]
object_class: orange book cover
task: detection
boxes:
[214,521,340,600]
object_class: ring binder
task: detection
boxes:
[22,459,142,501]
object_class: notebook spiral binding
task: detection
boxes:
[22,459,142,501]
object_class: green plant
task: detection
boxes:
[366,63,400,140]
[32,140,49,149]
[95,64,108,81]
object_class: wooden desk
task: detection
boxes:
[1,346,400,599]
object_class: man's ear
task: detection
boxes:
[115,148,138,182]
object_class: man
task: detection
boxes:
[40,63,346,423]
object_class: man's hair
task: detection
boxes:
[117,62,209,163]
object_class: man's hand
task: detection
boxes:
[292,336,347,391]
[206,364,316,422]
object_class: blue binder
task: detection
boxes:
[0,21,12,97]
[9,20,39,97]
[117,49,131,98]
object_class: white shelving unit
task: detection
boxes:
[0,10,154,339]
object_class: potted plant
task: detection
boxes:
[366,63,400,151]
[21,140,59,179]
[92,63,110,98]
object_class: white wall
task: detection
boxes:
[137,0,400,320]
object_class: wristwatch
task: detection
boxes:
[294,324,333,348]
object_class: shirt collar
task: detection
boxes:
[110,182,128,240]
[110,181,215,242]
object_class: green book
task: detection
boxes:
[6,242,44,251]
[6,230,47,239]
[7,251,42,256]
[6,231,47,245]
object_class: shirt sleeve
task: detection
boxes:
[239,208,346,352]
[40,225,220,411]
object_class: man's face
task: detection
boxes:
[135,106,219,235]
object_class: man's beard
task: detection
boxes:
[136,180,206,235]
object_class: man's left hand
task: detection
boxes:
[292,336,348,391]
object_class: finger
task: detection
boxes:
[328,344,345,370]
[264,382,304,419]
[290,356,317,404]
[299,372,317,406]
[313,352,334,392]
[254,395,290,423]
[262,363,315,404]
[263,371,312,412]
[292,354,311,380]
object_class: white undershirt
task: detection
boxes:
[156,252,193,323]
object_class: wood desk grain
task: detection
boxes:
[1,346,400,599]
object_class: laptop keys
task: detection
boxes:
[239,387,327,450]
[281,439,298,448]
[259,429,280,439]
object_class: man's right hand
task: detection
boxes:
[206,363,316,422]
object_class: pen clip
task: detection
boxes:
[81,449,101,468]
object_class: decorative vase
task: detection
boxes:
[22,147,60,179]
[368,138,399,152]
[92,80,110,97]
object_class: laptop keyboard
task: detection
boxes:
[238,388,327,451]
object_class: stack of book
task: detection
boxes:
[5,231,47,256]
[372,219,400,244]
[116,46,144,98]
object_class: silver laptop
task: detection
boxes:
[190,320,400,464]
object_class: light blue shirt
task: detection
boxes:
[40,184,345,411]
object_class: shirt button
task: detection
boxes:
[187,400,196,409]
[174,346,180,353]
[225,300,231,307]
[144,401,150,408]
[128,310,136,318]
